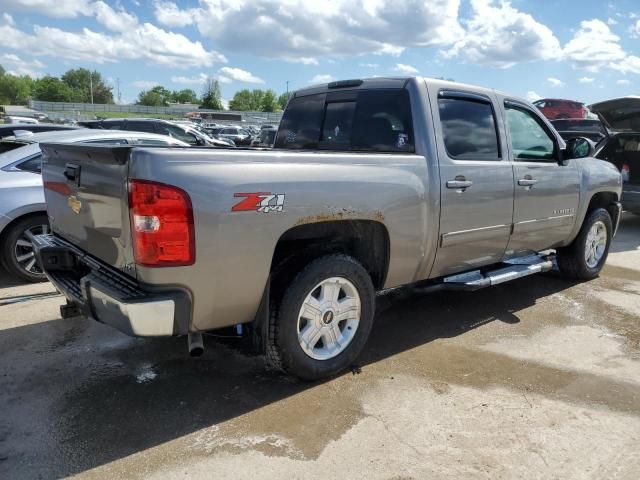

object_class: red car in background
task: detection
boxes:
[532,98,587,120]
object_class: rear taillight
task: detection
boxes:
[622,164,630,182]
[129,179,195,267]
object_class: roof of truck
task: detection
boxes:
[294,76,511,102]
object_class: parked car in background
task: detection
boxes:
[250,126,277,147]
[215,126,253,146]
[34,77,621,380]
[533,99,587,120]
[0,123,80,140]
[0,129,189,282]
[78,118,234,147]
[5,116,39,125]
[590,96,640,215]
[550,118,607,142]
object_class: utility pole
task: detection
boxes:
[116,77,121,104]
[286,80,289,95]
[89,73,94,106]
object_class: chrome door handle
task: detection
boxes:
[446,180,473,189]
[518,178,538,186]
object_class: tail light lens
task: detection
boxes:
[129,179,195,267]
[622,164,630,182]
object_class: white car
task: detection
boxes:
[0,129,189,282]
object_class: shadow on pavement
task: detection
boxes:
[0,271,578,478]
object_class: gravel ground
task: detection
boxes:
[0,213,639,480]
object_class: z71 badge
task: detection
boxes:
[232,192,285,213]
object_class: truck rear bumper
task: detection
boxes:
[33,234,191,337]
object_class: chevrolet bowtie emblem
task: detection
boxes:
[68,195,81,214]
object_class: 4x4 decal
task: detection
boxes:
[232,192,286,213]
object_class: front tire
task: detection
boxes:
[267,254,375,381]
[1,214,49,283]
[557,208,612,280]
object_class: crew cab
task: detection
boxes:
[34,77,622,380]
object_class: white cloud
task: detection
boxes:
[616,79,631,85]
[446,0,561,68]
[394,63,419,74]
[171,73,208,85]
[0,10,226,68]
[359,63,379,68]
[526,91,541,102]
[2,13,15,26]
[631,19,640,37]
[153,1,197,28]
[0,53,45,77]
[132,80,158,89]
[158,0,464,61]
[562,19,626,72]
[309,74,335,84]
[3,0,91,18]
[578,76,594,83]
[547,77,565,87]
[613,55,640,74]
[92,1,138,33]
[283,56,319,65]
[607,17,618,25]
[218,67,264,84]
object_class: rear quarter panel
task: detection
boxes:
[129,148,432,331]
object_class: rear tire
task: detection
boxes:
[557,208,612,280]
[267,254,375,381]
[1,214,49,283]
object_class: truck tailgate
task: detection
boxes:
[40,143,136,276]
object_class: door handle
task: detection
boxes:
[64,163,81,186]
[446,179,473,189]
[518,178,538,186]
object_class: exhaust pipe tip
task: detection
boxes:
[188,332,204,357]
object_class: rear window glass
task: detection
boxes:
[105,121,124,130]
[438,97,500,160]
[16,154,42,173]
[275,89,414,152]
[127,121,156,133]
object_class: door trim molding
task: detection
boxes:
[441,224,511,248]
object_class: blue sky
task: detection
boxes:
[0,0,638,106]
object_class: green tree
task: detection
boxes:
[171,88,198,104]
[0,64,5,77]
[0,74,34,104]
[229,89,265,111]
[260,89,278,112]
[200,78,223,110]
[33,76,73,102]
[277,92,291,110]
[136,85,172,106]
[61,68,113,104]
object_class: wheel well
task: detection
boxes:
[0,211,48,243]
[587,192,619,223]
[270,220,390,290]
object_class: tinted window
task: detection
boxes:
[158,124,198,145]
[126,121,156,133]
[104,120,124,130]
[275,93,325,149]
[506,106,555,161]
[321,102,355,147]
[16,154,42,173]
[438,97,500,160]
[351,90,414,152]
[276,90,414,152]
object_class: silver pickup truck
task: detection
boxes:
[34,77,622,380]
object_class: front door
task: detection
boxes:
[429,88,515,278]
[502,100,580,255]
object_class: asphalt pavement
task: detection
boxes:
[1,214,639,479]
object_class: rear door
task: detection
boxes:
[428,88,515,277]
[502,100,580,254]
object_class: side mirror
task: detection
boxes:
[564,137,594,160]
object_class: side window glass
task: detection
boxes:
[351,90,414,152]
[127,121,156,133]
[275,93,325,149]
[164,125,197,145]
[320,102,355,147]
[105,121,124,130]
[16,154,42,173]
[505,107,556,161]
[438,97,500,160]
